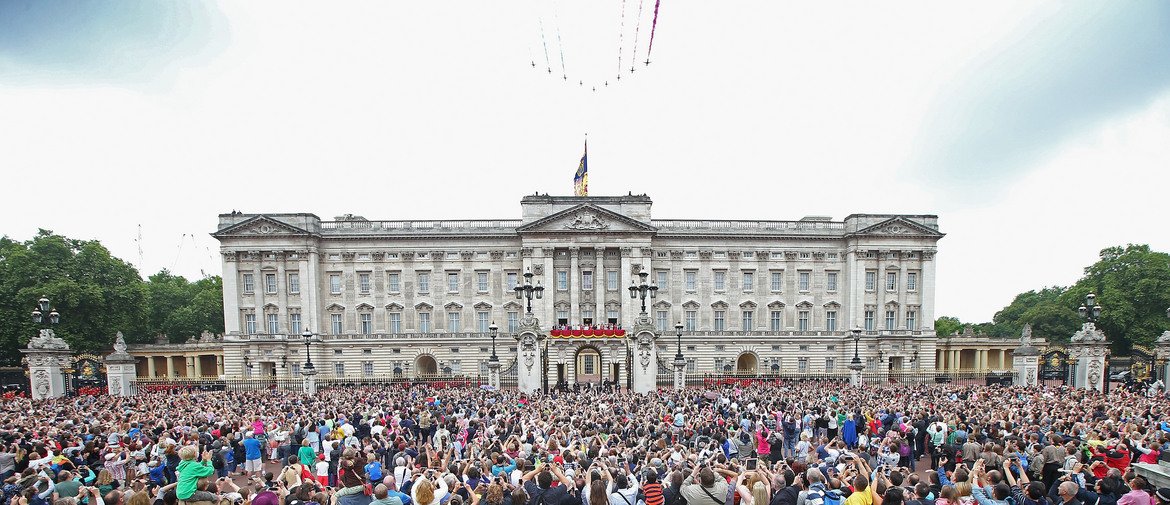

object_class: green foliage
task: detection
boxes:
[0,230,224,365]
[934,316,962,337]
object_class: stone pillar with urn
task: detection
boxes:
[515,313,544,394]
[629,312,658,395]
[104,332,137,397]
[1069,322,1109,392]
[23,329,73,400]
[1012,324,1041,387]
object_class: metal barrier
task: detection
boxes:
[129,374,489,393]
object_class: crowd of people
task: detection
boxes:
[3,381,1170,505]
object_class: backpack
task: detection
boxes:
[822,490,843,505]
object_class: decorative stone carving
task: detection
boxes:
[341,252,356,261]
[670,250,684,259]
[371,252,385,261]
[1157,330,1170,343]
[32,369,50,397]
[699,251,713,260]
[113,332,128,353]
[620,247,632,255]
[1020,324,1032,347]
[640,248,653,257]
[813,252,826,260]
[402,251,416,260]
[638,333,653,370]
[109,376,122,396]
[461,251,474,260]
[222,252,238,262]
[565,211,608,230]
[784,251,798,260]
[520,334,537,370]
[532,265,544,275]
[921,252,935,261]
[29,329,69,350]
[631,264,643,274]
[1071,322,1106,342]
[881,224,913,234]
[490,250,505,259]
[1087,359,1103,386]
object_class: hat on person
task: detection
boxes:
[105,453,116,461]
[318,453,325,460]
[1156,489,1170,503]
[253,491,280,505]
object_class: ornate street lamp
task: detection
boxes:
[488,322,499,364]
[31,296,61,326]
[1078,293,1102,323]
[628,271,658,314]
[513,268,544,314]
[301,329,316,370]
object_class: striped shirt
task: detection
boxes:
[645,483,665,505]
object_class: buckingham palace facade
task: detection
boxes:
[202,194,967,385]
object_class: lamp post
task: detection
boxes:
[300,329,319,395]
[672,322,686,390]
[1078,293,1107,392]
[628,272,659,315]
[487,322,501,389]
[849,327,864,386]
[31,297,67,395]
[513,269,544,314]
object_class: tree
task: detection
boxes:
[935,316,962,337]
[0,230,148,362]
[1068,244,1170,350]
[991,287,1079,341]
[145,270,224,341]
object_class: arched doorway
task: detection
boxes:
[736,352,758,375]
[575,346,602,384]
[415,355,438,376]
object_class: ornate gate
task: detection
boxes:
[1040,348,1069,384]
[71,354,107,395]
[1128,346,1156,383]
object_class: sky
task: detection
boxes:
[1,1,1169,324]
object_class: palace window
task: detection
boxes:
[417,272,430,293]
[289,313,302,335]
[607,270,620,291]
[885,310,896,330]
[907,310,917,331]
[826,272,838,292]
[388,272,400,293]
[582,271,593,290]
[742,310,754,330]
[331,313,343,335]
[334,362,345,376]
[714,310,725,331]
[506,271,518,290]
[798,311,809,331]
[359,272,371,294]
[826,310,837,332]
[363,362,374,377]
[265,273,277,294]
[713,270,726,291]
[798,271,810,292]
[242,273,255,294]
[447,272,460,293]
[771,271,782,292]
[865,271,876,291]
[685,310,697,331]
[770,310,782,331]
[864,310,875,331]
[886,272,898,291]
[389,312,401,334]
[418,312,432,333]
[557,271,568,290]
[360,313,372,335]
[685,271,697,291]
[448,312,461,332]
[742,272,754,292]
[507,311,519,333]
[477,311,490,332]
[267,313,279,334]
[907,272,918,291]
[244,313,257,334]
[477,271,489,292]
[656,311,669,331]
[656,271,668,290]
[287,273,300,294]
[329,274,341,295]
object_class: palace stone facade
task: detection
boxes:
[187,194,979,385]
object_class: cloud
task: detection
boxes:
[0,1,228,88]
[909,3,1170,191]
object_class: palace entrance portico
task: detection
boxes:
[548,336,628,388]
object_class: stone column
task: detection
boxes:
[216,355,225,377]
[104,332,137,397]
[165,356,175,378]
[629,313,658,395]
[22,329,72,400]
[849,358,864,386]
[185,356,196,378]
[488,359,501,389]
[1069,323,1109,392]
[515,313,544,394]
[302,365,318,395]
[673,354,686,391]
[1156,332,1170,387]
[194,355,204,378]
[146,355,157,377]
[1012,328,1040,387]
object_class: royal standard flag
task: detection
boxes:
[573,141,588,196]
